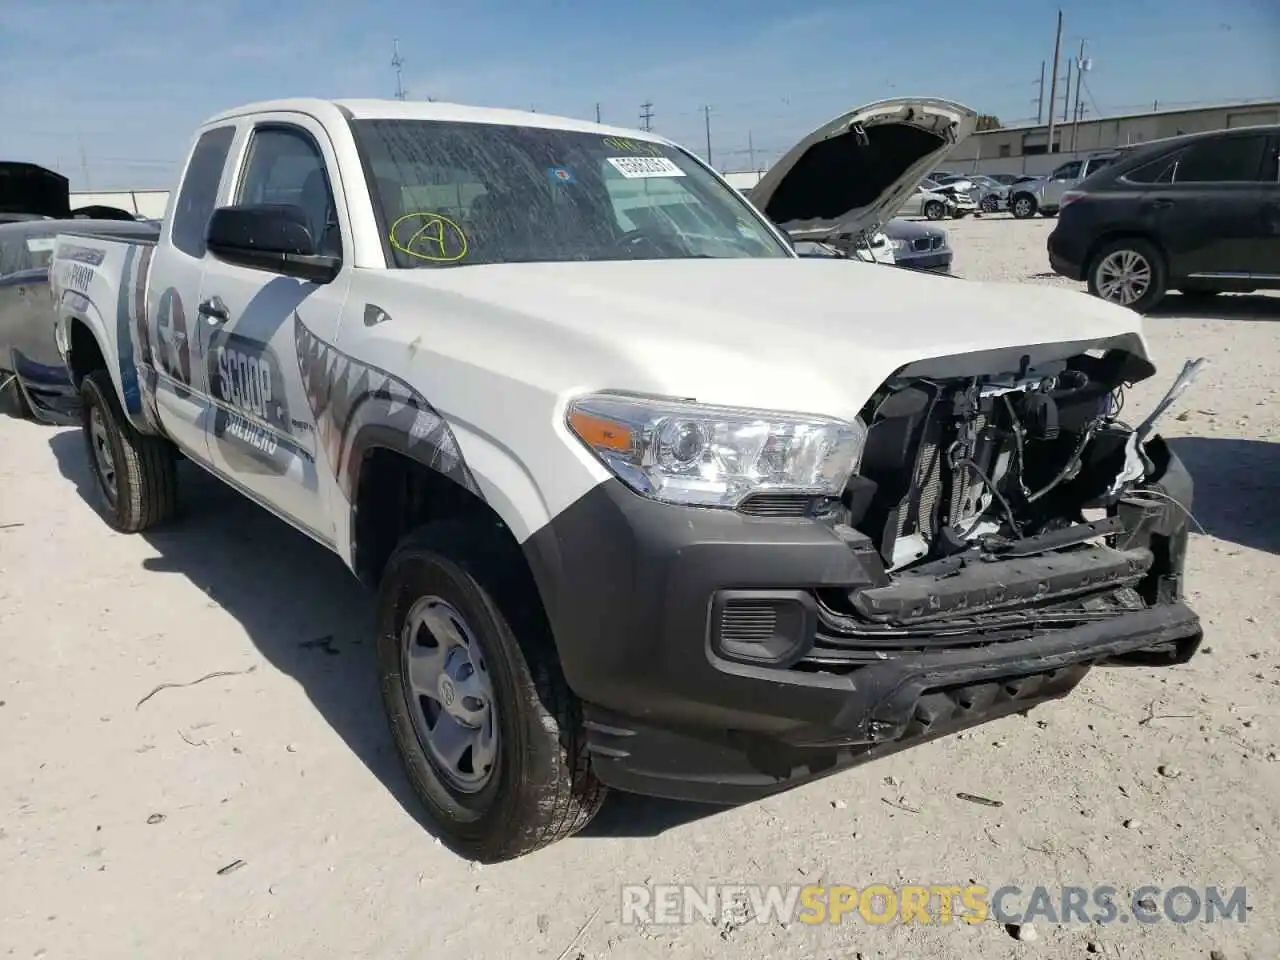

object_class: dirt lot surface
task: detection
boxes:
[2,216,1278,960]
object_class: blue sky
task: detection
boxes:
[2,0,1277,190]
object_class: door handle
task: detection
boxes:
[198,296,229,323]
[1150,198,1175,209]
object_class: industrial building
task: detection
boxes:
[946,99,1280,177]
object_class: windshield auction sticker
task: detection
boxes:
[606,156,687,179]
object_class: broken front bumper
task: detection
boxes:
[522,436,1202,805]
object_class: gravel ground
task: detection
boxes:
[2,218,1279,960]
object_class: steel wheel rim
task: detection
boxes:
[1096,249,1152,306]
[1015,198,1031,217]
[401,595,499,793]
[89,406,118,501]
[925,202,943,220]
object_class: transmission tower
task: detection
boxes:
[639,101,654,131]
[392,38,407,100]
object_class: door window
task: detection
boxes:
[1084,156,1116,175]
[236,126,342,258]
[1172,134,1269,183]
[170,125,236,259]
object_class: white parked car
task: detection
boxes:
[900,178,978,220]
[49,95,1204,863]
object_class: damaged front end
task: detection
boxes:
[793,346,1206,737]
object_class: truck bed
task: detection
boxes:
[51,231,161,433]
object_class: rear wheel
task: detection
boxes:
[376,523,607,862]
[1011,194,1037,219]
[1087,238,1167,313]
[1040,208,1058,218]
[924,200,946,221]
[980,194,1000,213]
[80,370,178,532]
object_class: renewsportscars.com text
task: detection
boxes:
[620,883,1249,927]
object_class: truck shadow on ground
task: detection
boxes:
[1166,436,1280,555]
[47,429,718,850]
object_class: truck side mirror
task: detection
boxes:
[206,204,340,284]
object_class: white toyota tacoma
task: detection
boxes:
[49,96,1204,862]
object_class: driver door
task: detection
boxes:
[198,115,353,545]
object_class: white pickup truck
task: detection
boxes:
[50,96,1204,863]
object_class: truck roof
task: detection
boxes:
[201,97,667,143]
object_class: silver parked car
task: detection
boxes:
[1008,153,1121,219]
[0,217,160,422]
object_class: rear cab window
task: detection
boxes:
[170,125,237,258]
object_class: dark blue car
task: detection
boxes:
[1,217,159,422]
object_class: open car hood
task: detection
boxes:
[748,98,977,241]
[0,162,70,219]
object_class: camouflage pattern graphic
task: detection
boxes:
[293,312,480,501]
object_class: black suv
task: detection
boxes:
[1047,125,1280,312]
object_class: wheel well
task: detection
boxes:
[1012,191,1036,205]
[1082,231,1164,278]
[68,319,107,386]
[353,447,527,588]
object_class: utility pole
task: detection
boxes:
[1034,60,1046,125]
[1046,9,1064,154]
[391,38,406,100]
[639,101,653,131]
[595,103,601,123]
[1062,58,1072,124]
[703,105,713,167]
[748,130,756,172]
[1070,40,1089,153]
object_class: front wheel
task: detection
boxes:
[924,200,946,221]
[980,194,1000,213]
[1087,238,1167,313]
[80,370,178,532]
[376,524,607,862]
[1011,194,1037,219]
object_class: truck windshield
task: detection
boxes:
[349,119,791,267]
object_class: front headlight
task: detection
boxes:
[566,392,866,508]
[888,237,908,251]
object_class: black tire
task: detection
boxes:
[980,194,999,213]
[80,369,178,532]
[1011,193,1037,219]
[1040,208,1058,218]
[924,200,946,221]
[1086,237,1168,313]
[1,372,33,420]
[376,522,606,862]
